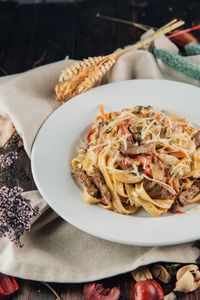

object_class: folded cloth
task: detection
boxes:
[0,34,200,283]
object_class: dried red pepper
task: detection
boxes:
[84,282,120,300]
[136,155,152,177]
[134,279,164,300]
[0,274,19,299]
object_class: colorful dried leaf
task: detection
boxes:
[131,266,153,282]
[55,56,115,102]
[152,264,172,283]
[174,264,200,293]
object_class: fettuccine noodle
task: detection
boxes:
[71,105,200,216]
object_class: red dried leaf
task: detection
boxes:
[84,282,120,300]
[134,279,164,300]
[168,26,199,47]
[0,274,19,299]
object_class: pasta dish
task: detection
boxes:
[71,105,200,217]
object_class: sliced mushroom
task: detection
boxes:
[131,266,152,282]
[152,264,172,284]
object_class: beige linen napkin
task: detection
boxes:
[0,35,200,283]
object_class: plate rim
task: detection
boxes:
[31,79,200,246]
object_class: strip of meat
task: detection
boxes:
[178,180,200,206]
[128,125,142,143]
[120,141,155,157]
[132,105,153,114]
[72,167,99,197]
[143,178,175,200]
[115,153,135,170]
[194,180,200,188]
[192,131,200,149]
[170,199,182,213]
[93,166,111,203]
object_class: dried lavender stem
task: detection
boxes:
[43,283,61,300]
[96,13,151,31]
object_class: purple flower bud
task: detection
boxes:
[0,151,18,170]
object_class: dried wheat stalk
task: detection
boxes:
[55,19,184,103]
[55,56,116,102]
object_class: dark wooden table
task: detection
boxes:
[1,0,200,299]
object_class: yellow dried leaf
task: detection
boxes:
[55,20,185,102]
[174,264,200,293]
[176,264,198,281]
[55,56,115,102]
[131,266,152,282]
[152,264,172,283]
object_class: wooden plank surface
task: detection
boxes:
[0,2,17,75]
[1,0,200,299]
[75,0,137,59]
[1,3,77,75]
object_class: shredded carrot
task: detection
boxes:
[99,104,109,121]
[120,123,128,135]
[169,178,179,193]
[86,128,95,144]
[174,210,185,214]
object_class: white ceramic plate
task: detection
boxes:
[31,79,200,246]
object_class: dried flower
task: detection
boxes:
[131,266,153,282]
[4,131,20,152]
[185,43,200,55]
[134,280,164,300]
[153,48,200,82]
[0,273,19,298]
[0,186,39,247]
[0,151,18,170]
[55,20,184,102]
[84,283,120,300]
[165,263,181,275]
[55,56,116,102]
[163,292,177,300]
[174,264,200,293]
[152,264,172,283]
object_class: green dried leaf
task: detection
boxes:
[165,263,181,275]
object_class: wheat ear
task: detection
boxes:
[55,56,115,102]
[55,19,184,103]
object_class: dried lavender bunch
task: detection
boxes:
[0,149,19,186]
[0,132,20,185]
[0,151,18,171]
[4,131,21,152]
[0,186,39,247]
